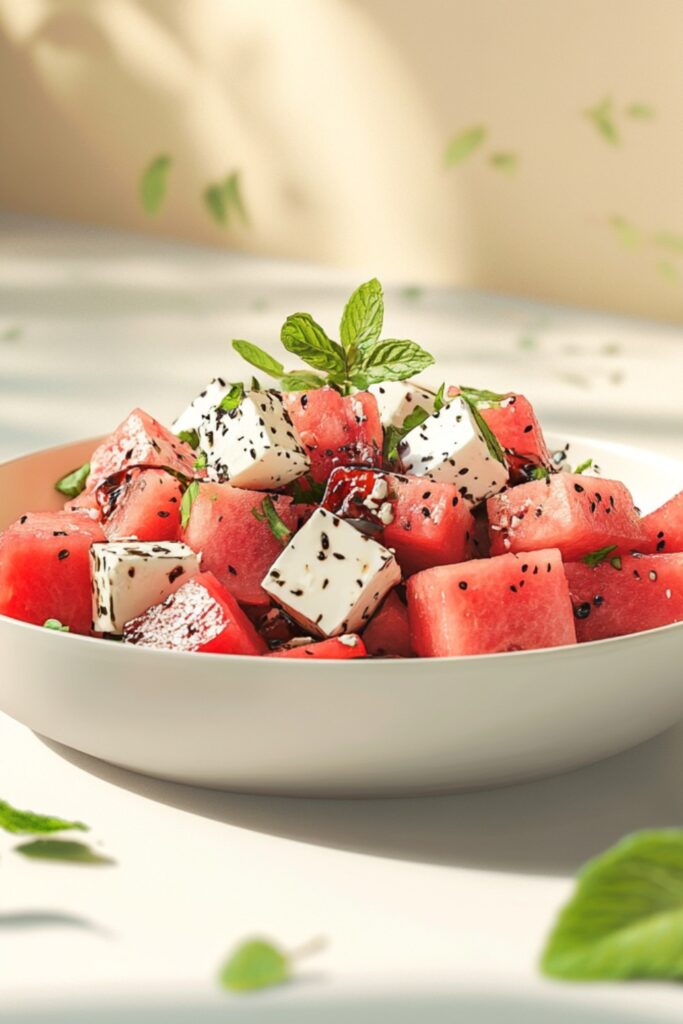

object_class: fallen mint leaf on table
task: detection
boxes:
[444,125,487,166]
[625,103,655,120]
[219,935,325,994]
[541,830,683,980]
[139,155,172,215]
[584,97,619,145]
[54,462,90,498]
[489,151,518,174]
[0,799,87,835]
[14,839,114,866]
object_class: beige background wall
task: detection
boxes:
[0,0,681,321]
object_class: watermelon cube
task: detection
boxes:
[97,468,183,542]
[487,473,645,561]
[564,554,683,642]
[362,591,414,657]
[181,483,299,606]
[267,635,367,659]
[122,572,266,654]
[0,511,105,634]
[283,387,382,483]
[640,489,683,555]
[480,393,552,479]
[87,408,196,492]
[408,548,576,656]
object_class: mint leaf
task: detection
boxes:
[541,830,683,980]
[460,396,505,464]
[43,619,69,632]
[383,405,430,461]
[252,496,292,544]
[219,938,289,993]
[653,231,683,255]
[339,278,383,356]
[433,383,446,412]
[0,799,86,835]
[530,466,550,481]
[194,452,207,470]
[574,458,593,474]
[288,474,326,504]
[582,544,617,568]
[178,429,199,449]
[281,314,345,377]
[357,339,434,386]
[279,370,326,391]
[139,155,172,215]
[445,125,486,166]
[459,386,508,406]
[489,152,518,174]
[15,839,114,865]
[55,462,90,499]
[180,481,199,530]
[232,340,284,379]
[626,103,655,120]
[610,555,622,570]
[584,97,619,145]
[204,172,247,228]
[218,382,244,413]
[609,215,642,248]
[250,376,261,392]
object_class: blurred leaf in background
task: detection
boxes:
[204,172,247,228]
[608,215,642,248]
[15,839,114,866]
[584,97,619,145]
[444,125,487,166]
[489,152,518,175]
[139,155,172,215]
[625,102,655,120]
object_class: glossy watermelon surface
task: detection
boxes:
[283,387,382,483]
[87,408,196,492]
[0,511,105,634]
[98,468,183,542]
[362,591,413,657]
[267,635,367,659]
[408,548,576,657]
[181,484,299,606]
[564,554,683,642]
[123,572,265,654]
[640,489,683,555]
[480,393,552,478]
[487,473,645,561]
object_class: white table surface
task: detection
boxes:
[1,213,683,1021]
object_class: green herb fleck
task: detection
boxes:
[574,458,593,474]
[288,475,326,504]
[218,382,244,413]
[139,155,172,215]
[252,496,292,544]
[194,452,208,470]
[489,151,518,174]
[0,799,87,835]
[15,839,114,866]
[0,325,23,342]
[219,938,289,993]
[250,376,261,392]
[43,619,70,632]
[204,172,247,228]
[383,405,431,462]
[610,555,622,570]
[180,481,199,530]
[459,386,508,407]
[444,125,487,166]
[582,544,617,568]
[55,462,90,499]
[462,397,505,464]
[584,97,619,145]
[625,103,655,121]
[541,830,683,980]
[656,260,679,283]
[178,429,199,449]
[653,231,683,255]
[433,382,446,413]
[530,466,550,481]
[609,215,642,248]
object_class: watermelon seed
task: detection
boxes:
[532,566,539,574]
[459,581,468,590]
[510,585,517,593]
[649,570,658,581]
[521,564,529,572]
[57,549,70,560]
[574,602,591,620]
[157,511,170,518]
[128,568,135,578]
[633,570,641,579]
[546,563,552,572]
[657,540,666,551]
[523,424,533,433]
[593,595,604,605]
[574,484,584,493]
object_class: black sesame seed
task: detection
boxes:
[228,565,238,576]
[128,567,135,578]
[421,507,430,518]
[521,564,528,572]
[422,491,432,500]
[574,602,591,620]
[168,566,184,583]
[593,594,604,606]
[19,515,28,524]
[321,532,330,550]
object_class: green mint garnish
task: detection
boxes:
[610,555,623,570]
[55,462,90,499]
[15,838,114,865]
[281,313,346,379]
[339,277,383,359]
[541,830,683,980]
[459,386,508,406]
[232,340,284,379]
[433,382,446,412]
[489,152,518,174]
[252,496,292,544]
[582,544,618,568]
[180,481,199,529]
[219,936,324,994]
[43,618,70,632]
[288,475,326,504]
[574,458,593,474]
[350,338,434,389]
[444,124,487,166]
[279,370,326,392]
[250,376,261,392]
[139,155,172,215]
[193,452,207,470]
[218,382,244,412]
[584,97,619,146]
[383,405,431,462]
[530,466,550,481]
[177,429,199,449]
[204,172,247,228]
[0,799,87,835]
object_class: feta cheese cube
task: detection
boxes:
[401,395,509,505]
[262,507,401,636]
[172,378,232,437]
[91,540,200,634]
[199,389,310,490]
[369,381,436,431]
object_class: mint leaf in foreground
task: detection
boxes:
[252,496,292,544]
[15,839,114,866]
[178,429,199,449]
[55,462,90,499]
[0,799,87,835]
[279,371,326,392]
[219,938,289,993]
[139,155,172,215]
[281,314,346,377]
[218,382,244,413]
[574,458,593,474]
[459,386,508,406]
[541,830,683,980]
[180,481,199,530]
[43,619,69,632]
[232,340,284,379]
[356,338,434,386]
[433,383,446,413]
[339,278,383,356]
[444,125,486,166]
[582,544,617,568]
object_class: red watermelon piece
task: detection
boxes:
[0,511,105,634]
[487,473,645,561]
[64,492,101,517]
[362,591,413,657]
[640,488,683,555]
[97,468,183,542]
[408,548,576,656]
[87,408,196,492]
[122,572,265,654]
[268,635,367,659]
[564,553,683,642]
[181,484,299,606]
[480,394,552,478]
[283,387,382,483]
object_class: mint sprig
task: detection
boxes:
[252,496,292,544]
[0,799,87,835]
[55,462,90,499]
[177,429,199,449]
[231,279,434,395]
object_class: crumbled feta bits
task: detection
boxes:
[369,381,436,430]
[199,389,310,490]
[400,395,509,505]
[172,378,233,437]
[90,540,200,634]
[262,507,401,637]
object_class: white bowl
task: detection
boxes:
[1,434,682,796]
